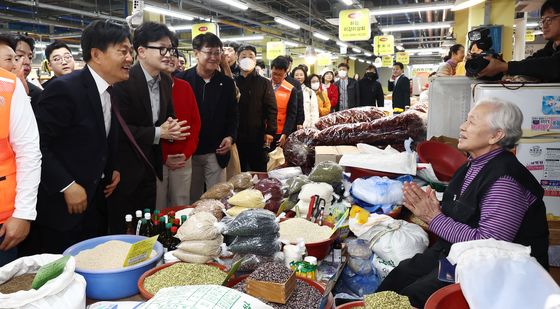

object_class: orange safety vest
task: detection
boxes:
[274,80,294,135]
[0,69,17,224]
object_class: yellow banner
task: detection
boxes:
[396,52,409,65]
[192,23,218,38]
[339,9,371,41]
[266,41,286,60]
[374,35,395,56]
[382,55,394,67]
[525,30,535,42]
[317,54,331,66]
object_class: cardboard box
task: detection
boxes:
[315,145,360,165]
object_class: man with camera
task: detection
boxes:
[478,0,559,82]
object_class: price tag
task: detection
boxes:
[123,236,158,267]
[525,30,535,42]
[374,35,395,56]
[396,52,409,65]
[339,9,371,41]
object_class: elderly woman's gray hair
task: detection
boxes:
[475,98,523,149]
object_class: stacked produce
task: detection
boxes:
[173,212,223,263]
[220,209,280,257]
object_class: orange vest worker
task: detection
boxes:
[0,69,17,224]
[274,80,294,135]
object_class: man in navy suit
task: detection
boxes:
[19,20,133,254]
[388,62,411,110]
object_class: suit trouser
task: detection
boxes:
[376,246,450,308]
[190,153,226,203]
[156,159,192,209]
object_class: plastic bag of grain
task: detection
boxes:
[227,189,265,209]
[228,172,255,191]
[175,212,221,241]
[192,199,226,220]
[177,235,223,256]
[228,234,281,256]
[139,285,273,309]
[0,254,86,309]
[217,209,279,236]
[172,250,213,264]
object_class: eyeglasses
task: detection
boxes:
[539,14,560,28]
[51,54,74,64]
[198,49,223,58]
[144,45,177,57]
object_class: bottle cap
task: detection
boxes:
[181,215,187,221]
[173,218,180,225]
[125,214,132,222]
[304,256,317,265]
[160,216,167,223]
[143,208,151,214]
[169,211,176,217]
[154,210,160,215]
[144,213,151,220]
[166,223,173,229]
[135,210,142,217]
[171,226,178,234]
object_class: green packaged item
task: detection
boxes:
[31,255,71,290]
[286,175,312,196]
[308,161,344,185]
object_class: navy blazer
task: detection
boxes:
[35,66,118,231]
[388,75,411,110]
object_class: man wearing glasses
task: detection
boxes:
[478,0,560,81]
[42,41,76,90]
[108,22,189,234]
[176,33,238,202]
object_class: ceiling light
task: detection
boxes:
[217,0,248,10]
[452,0,485,11]
[222,35,264,41]
[526,22,539,27]
[336,41,348,48]
[381,22,452,33]
[534,30,543,35]
[144,5,195,20]
[352,47,362,53]
[283,41,299,47]
[349,56,357,60]
[370,3,453,16]
[341,0,353,5]
[364,52,372,57]
[275,17,301,30]
[169,24,193,32]
[313,32,330,41]
[358,59,365,63]
[396,45,405,51]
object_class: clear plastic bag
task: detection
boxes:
[227,189,265,209]
[255,178,283,214]
[228,172,254,191]
[286,175,312,196]
[228,234,281,256]
[232,253,284,272]
[350,176,404,206]
[175,212,221,241]
[308,161,344,185]
[315,106,385,130]
[177,235,223,257]
[268,167,303,182]
[347,239,375,275]
[338,265,380,297]
[192,199,226,220]
[218,209,279,236]
[172,250,213,264]
[284,128,320,168]
[201,182,235,200]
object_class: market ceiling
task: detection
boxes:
[0,0,546,59]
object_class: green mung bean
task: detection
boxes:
[362,291,411,309]
[144,263,227,295]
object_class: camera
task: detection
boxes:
[465,27,504,80]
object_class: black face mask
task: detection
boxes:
[365,72,378,80]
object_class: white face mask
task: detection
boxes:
[338,70,347,78]
[239,57,256,72]
[311,82,320,91]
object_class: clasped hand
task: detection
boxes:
[402,182,442,225]
[160,117,190,141]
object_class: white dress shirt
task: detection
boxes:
[9,78,41,221]
[140,63,162,144]
[88,65,112,136]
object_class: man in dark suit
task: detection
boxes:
[388,62,411,110]
[12,34,42,112]
[19,20,132,254]
[335,62,359,111]
[108,22,188,234]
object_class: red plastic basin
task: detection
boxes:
[336,300,365,308]
[425,283,469,309]
[417,141,467,182]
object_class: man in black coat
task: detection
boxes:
[388,62,410,110]
[12,34,42,112]
[19,21,132,254]
[108,22,188,234]
[235,44,277,172]
[335,62,360,110]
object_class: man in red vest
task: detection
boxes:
[0,36,41,266]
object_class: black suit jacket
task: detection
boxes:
[334,78,359,111]
[35,66,118,231]
[112,63,174,191]
[388,75,410,109]
[28,82,42,114]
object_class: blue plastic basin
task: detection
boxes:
[63,234,163,300]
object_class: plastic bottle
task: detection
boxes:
[134,210,143,235]
[144,213,154,237]
[180,215,187,225]
[125,214,134,235]
[304,256,318,280]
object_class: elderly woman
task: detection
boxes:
[377,98,549,307]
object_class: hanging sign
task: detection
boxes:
[339,9,371,41]
[396,52,410,65]
[192,23,218,38]
[317,53,331,66]
[374,35,395,56]
[382,55,394,67]
[266,42,286,60]
[525,30,535,42]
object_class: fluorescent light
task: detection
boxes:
[283,41,299,47]
[396,45,405,51]
[275,17,301,30]
[336,41,348,47]
[370,3,453,16]
[349,56,357,60]
[452,0,485,11]
[315,48,327,53]
[364,52,372,57]
[144,5,195,20]
[381,22,452,33]
[35,42,47,49]
[169,24,193,32]
[527,22,539,27]
[358,59,365,63]
[313,32,330,41]
[352,47,361,53]
[217,0,248,10]
[534,30,543,35]
[222,35,264,41]
[341,0,353,5]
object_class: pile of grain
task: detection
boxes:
[279,218,333,243]
[234,279,322,309]
[75,240,155,270]
[143,263,227,295]
[0,273,35,294]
